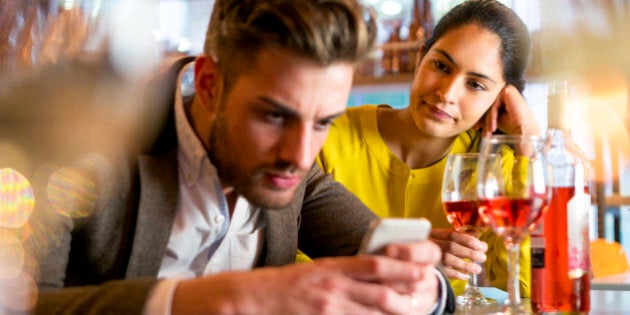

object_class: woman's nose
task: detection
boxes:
[437,76,460,104]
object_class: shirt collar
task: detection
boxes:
[175,61,213,186]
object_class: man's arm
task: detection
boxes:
[37,279,156,314]
[296,164,377,257]
[298,164,456,313]
[170,246,445,314]
[27,150,161,314]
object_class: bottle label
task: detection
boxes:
[530,222,545,268]
[531,241,546,268]
[567,164,590,279]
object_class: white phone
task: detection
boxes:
[359,218,432,254]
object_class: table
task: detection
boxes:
[452,289,630,314]
[592,272,630,291]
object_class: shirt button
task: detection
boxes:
[214,215,225,224]
[410,174,415,179]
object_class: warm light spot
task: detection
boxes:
[0,168,35,228]
[380,0,402,16]
[0,141,31,175]
[46,167,97,218]
[573,73,630,183]
[11,224,32,242]
[0,229,25,279]
[0,272,38,311]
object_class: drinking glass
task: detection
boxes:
[476,135,549,315]
[441,153,497,307]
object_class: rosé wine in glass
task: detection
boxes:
[476,135,549,315]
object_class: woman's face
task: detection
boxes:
[409,23,506,139]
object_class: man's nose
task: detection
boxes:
[278,124,314,171]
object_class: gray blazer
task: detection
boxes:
[28,58,374,314]
[27,58,454,314]
[33,148,375,314]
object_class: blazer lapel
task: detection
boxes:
[126,149,178,277]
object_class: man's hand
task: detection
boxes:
[172,240,442,315]
[429,228,488,280]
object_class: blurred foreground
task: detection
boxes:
[0,0,629,313]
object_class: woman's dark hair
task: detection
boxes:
[422,0,531,92]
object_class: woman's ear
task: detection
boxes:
[414,44,426,74]
[194,55,222,111]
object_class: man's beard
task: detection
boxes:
[207,112,302,209]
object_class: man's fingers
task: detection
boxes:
[383,240,442,265]
[322,255,425,283]
[313,258,438,315]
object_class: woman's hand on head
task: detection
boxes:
[479,85,541,137]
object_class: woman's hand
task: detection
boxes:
[480,85,541,137]
[429,228,488,280]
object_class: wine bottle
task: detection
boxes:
[531,79,591,314]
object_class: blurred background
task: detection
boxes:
[0,0,628,312]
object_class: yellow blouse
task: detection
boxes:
[317,105,531,296]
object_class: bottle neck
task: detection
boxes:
[547,79,572,130]
[546,128,575,149]
[546,127,572,138]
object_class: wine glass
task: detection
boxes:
[476,135,549,315]
[441,152,497,308]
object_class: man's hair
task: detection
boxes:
[204,0,377,90]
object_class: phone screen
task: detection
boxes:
[358,218,431,254]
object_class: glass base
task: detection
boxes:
[499,302,530,315]
[477,306,531,315]
[456,286,497,307]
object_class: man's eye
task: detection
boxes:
[264,111,285,124]
[314,119,333,131]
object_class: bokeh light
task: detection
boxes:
[0,141,31,176]
[0,168,35,228]
[46,167,97,219]
[0,271,38,311]
[0,228,25,279]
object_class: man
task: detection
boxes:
[29,0,455,313]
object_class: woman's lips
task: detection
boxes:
[428,105,454,120]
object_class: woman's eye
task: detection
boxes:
[433,60,450,73]
[468,80,487,91]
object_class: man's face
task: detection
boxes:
[201,49,353,209]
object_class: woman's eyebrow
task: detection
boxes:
[435,48,497,84]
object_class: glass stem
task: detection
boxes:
[505,242,521,306]
[469,262,479,287]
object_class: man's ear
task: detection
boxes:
[194,55,222,111]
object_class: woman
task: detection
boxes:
[318,0,538,296]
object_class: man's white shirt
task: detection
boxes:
[144,63,264,315]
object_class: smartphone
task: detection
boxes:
[358,218,432,255]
